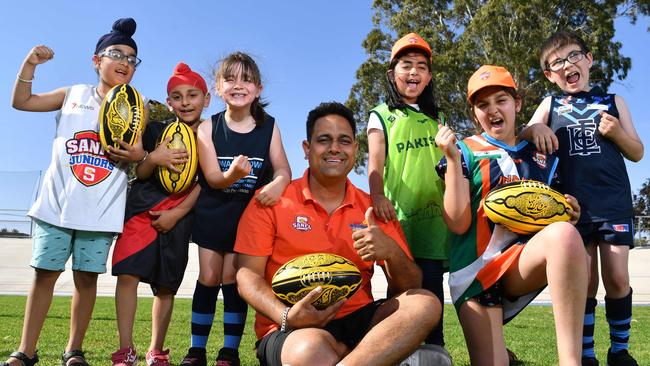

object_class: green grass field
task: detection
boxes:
[0,295,648,365]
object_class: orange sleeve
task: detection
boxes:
[234,198,276,256]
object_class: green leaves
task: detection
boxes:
[348,0,641,171]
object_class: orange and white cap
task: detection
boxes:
[390,32,432,61]
[467,65,517,103]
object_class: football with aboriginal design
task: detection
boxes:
[155,121,198,194]
[483,180,572,235]
[272,253,362,310]
[99,84,144,151]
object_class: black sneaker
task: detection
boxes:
[180,347,207,366]
[216,348,240,366]
[607,349,638,366]
[582,356,599,366]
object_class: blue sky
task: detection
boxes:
[0,2,648,232]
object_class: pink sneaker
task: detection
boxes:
[146,349,170,366]
[112,346,137,366]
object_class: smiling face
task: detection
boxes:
[303,114,358,185]
[93,45,137,89]
[167,85,210,128]
[543,44,593,94]
[216,63,262,111]
[471,86,521,146]
[388,51,432,104]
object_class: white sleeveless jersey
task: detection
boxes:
[28,84,128,233]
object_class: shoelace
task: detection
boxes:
[112,349,136,362]
[147,351,169,365]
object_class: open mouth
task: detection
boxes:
[566,71,580,84]
[406,79,420,90]
[489,118,504,129]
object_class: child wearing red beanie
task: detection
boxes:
[110,62,210,366]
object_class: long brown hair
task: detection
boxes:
[216,52,269,125]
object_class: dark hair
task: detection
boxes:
[216,52,268,126]
[306,102,356,141]
[470,86,521,122]
[386,49,440,120]
[539,31,590,70]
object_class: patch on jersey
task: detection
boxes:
[349,223,368,232]
[292,215,312,232]
[557,105,573,115]
[473,150,505,160]
[587,103,609,111]
[532,152,547,169]
[612,224,629,233]
[66,130,114,186]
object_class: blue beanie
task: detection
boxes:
[95,18,138,54]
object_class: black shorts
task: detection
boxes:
[255,300,385,366]
[577,218,634,248]
[473,281,503,307]
[112,211,193,294]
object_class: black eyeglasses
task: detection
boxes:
[99,49,141,67]
[546,50,585,71]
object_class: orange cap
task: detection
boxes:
[391,32,432,61]
[467,65,517,103]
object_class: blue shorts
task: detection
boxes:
[30,219,115,273]
[577,218,634,248]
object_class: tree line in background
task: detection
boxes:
[346,0,649,171]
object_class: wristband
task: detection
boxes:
[17,74,34,83]
[136,151,149,165]
[280,306,291,332]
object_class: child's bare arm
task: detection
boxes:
[367,128,397,222]
[520,97,557,154]
[255,123,291,206]
[135,136,189,179]
[149,184,201,233]
[12,45,66,112]
[435,125,471,234]
[599,96,644,162]
[197,120,250,189]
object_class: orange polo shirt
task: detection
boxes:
[234,169,411,339]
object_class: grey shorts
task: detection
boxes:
[30,219,114,273]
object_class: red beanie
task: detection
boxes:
[167,62,207,94]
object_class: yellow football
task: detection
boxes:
[155,121,198,194]
[272,253,362,310]
[99,84,144,151]
[483,180,572,235]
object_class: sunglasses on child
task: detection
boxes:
[545,50,585,71]
[99,49,142,67]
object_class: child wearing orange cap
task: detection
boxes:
[435,65,587,365]
[366,32,450,349]
[110,62,209,366]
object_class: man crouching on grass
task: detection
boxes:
[233,102,441,366]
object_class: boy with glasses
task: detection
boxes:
[2,18,146,366]
[523,31,644,366]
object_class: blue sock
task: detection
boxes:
[582,297,597,358]
[606,288,633,354]
[222,283,247,351]
[190,281,220,349]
